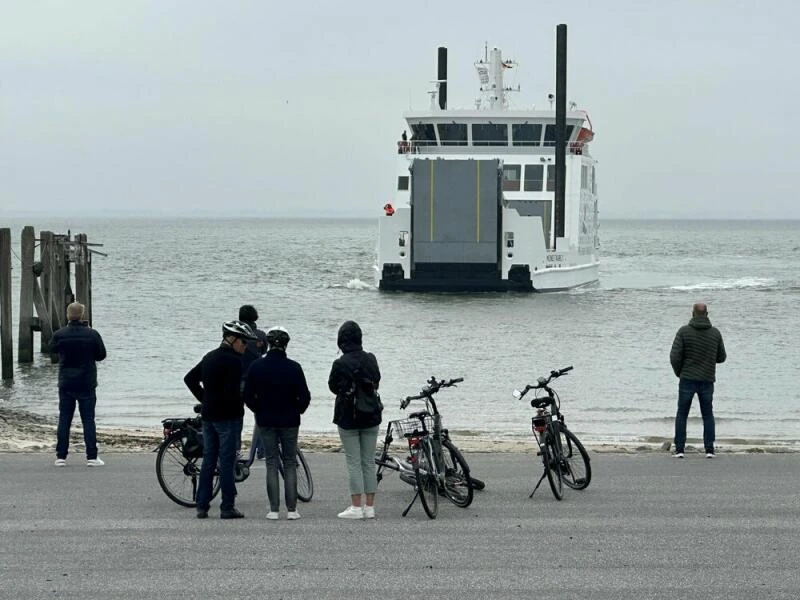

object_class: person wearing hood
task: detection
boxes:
[670,303,727,459]
[328,320,382,519]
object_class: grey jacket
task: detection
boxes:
[670,316,727,382]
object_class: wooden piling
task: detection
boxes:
[0,228,12,380]
[74,233,90,323]
[18,226,35,362]
[39,231,55,352]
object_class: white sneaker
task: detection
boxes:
[286,511,301,520]
[86,458,105,467]
[672,452,685,459]
[363,506,375,519]
[54,458,67,467]
[337,505,364,519]
[266,511,280,520]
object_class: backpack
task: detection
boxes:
[349,368,383,421]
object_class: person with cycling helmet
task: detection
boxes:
[184,320,257,519]
[243,326,311,520]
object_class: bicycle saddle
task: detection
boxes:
[408,410,430,420]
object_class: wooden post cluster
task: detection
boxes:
[0,227,103,380]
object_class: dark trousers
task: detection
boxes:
[196,418,242,512]
[258,426,299,512]
[674,379,715,452]
[56,389,98,460]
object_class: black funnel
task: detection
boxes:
[554,24,567,245]
[438,47,447,110]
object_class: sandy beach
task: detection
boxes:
[2,406,795,456]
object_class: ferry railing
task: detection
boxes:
[398,141,589,156]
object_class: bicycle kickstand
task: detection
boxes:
[529,470,547,499]
[402,490,420,517]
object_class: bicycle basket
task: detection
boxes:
[392,415,435,438]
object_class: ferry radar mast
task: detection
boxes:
[474,47,519,110]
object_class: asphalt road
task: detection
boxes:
[0,451,798,600]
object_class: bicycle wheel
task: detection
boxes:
[278,448,314,503]
[440,439,473,508]
[155,432,220,507]
[543,430,563,501]
[469,476,486,491]
[296,449,313,502]
[557,427,592,490]
[414,441,439,519]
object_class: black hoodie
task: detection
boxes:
[328,321,382,429]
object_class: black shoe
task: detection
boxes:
[220,508,245,519]
[196,510,208,519]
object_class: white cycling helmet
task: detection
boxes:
[266,326,290,348]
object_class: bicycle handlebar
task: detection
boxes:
[400,377,464,409]
[515,366,573,399]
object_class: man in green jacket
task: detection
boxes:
[670,303,727,458]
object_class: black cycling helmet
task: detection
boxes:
[222,320,257,340]
[266,326,290,348]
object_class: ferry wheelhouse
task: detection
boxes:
[377,43,599,292]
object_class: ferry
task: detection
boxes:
[377,40,599,292]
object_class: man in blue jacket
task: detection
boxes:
[51,302,107,467]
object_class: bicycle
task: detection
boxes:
[375,377,485,519]
[513,366,591,501]
[154,404,313,507]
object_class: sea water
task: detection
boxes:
[1,217,798,450]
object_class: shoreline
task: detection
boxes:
[2,406,797,455]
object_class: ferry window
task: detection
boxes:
[411,123,437,146]
[437,123,467,146]
[502,165,521,191]
[543,124,576,147]
[581,166,588,190]
[472,123,508,146]
[546,165,556,191]
[512,123,542,146]
[397,175,409,191]
[523,165,544,191]
[592,166,597,194]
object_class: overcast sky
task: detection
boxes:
[1,0,798,219]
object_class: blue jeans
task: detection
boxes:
[196,418,242,512]
[56,389,98,460]
[674,379,715,452]
[258,426,299,512]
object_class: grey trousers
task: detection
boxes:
[258,426,299,512]
[337,425,379,495]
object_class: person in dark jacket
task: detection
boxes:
[238,304,269,374]
[237,304,269,459]
[243,326,310,520]
[670,302,727,458]
[50,302,107,467]
[184,320,256,519]
[328,320,382,519]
